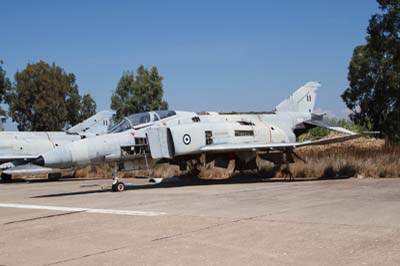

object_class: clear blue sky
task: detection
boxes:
[1,0,379,129]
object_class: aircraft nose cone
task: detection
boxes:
[32,156,45,166]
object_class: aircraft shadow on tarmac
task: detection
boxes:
[30,171,352,199]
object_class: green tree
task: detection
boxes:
[111,71,136,118]
[66,85,82,127]
[111,65,168,119]
[7,61,91,131]
[342,0,400,144]
[0,60,11,116]
[80,94,97,121]
[148,66,168,110]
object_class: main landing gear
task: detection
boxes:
[281,150,306,181]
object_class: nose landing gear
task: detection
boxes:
[111,163,125,192]
[111,178,125,192]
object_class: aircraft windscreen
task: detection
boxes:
[156,110,176,119]
[108,112,151,133]
[108,111,176,133]
[126,112,151,125]
[108,119,131,133]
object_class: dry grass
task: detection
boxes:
[75,162,185,179]
[74,164,114,178]
[52,137,400,180]
[288,137,400,179]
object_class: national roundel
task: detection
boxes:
[183,134,191,145]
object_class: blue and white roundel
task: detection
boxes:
[183,134,191,145]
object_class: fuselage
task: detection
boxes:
[37,110,312,168]
[145,111,313,159]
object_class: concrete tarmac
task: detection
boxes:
[0,177,400,266]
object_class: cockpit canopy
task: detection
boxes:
[108,110,176,133]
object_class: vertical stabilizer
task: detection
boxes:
[275,81,320,113]
[67,110,115,134]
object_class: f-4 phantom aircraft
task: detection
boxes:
[4,82,372,189]
[0,110,115,180]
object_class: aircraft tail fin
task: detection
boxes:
[275,81,320,113]
[67,110,115,134]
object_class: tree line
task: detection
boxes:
[0,61,167,131]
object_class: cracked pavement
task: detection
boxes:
[1,177,400,266]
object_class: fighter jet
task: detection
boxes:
[0,110,194,181]
[0,110,115,180]
[6,82,373,190]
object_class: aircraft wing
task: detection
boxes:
[199,133,363,153]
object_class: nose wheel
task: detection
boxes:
[111,163,125,192]
[112,179,125,192]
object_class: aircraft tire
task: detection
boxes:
[112,182,125,192]
[116,182,125,192]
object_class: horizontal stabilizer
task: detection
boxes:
[303,120,357,135]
